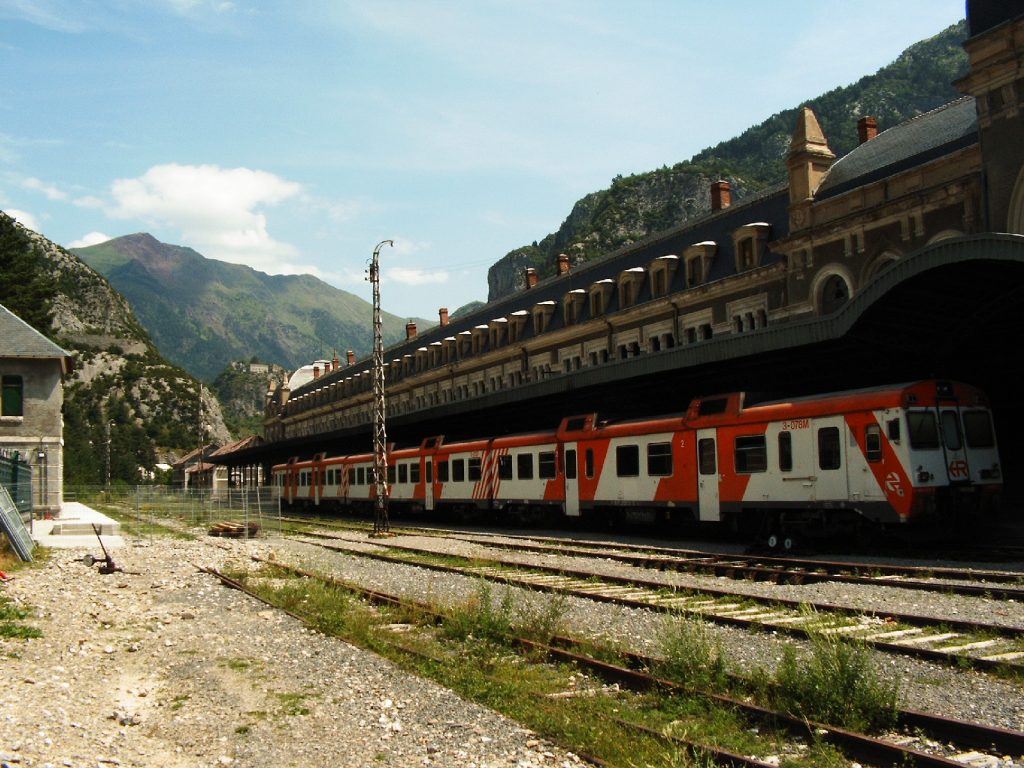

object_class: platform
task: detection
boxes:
[31,502,124,549]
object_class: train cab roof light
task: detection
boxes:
[935,381,955,399]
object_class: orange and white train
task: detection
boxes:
[272,380,1001,546]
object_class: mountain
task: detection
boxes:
[73,234,432,381]
[0,211,230,485]
[487,20,970,300]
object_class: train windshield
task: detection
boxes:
[962,410,996,448]
[907,411,940,449]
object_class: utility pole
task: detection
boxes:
[369,239,393,536]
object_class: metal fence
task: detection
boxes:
[0,449,32,520]
[64,485,283,540]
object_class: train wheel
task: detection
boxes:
[782,535,796,552]
[766,533,780,549]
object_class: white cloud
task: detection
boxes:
[73,195,105,209]
[5,208,40,231]
[67,231,113,248]
[106,163,304,272]
[385,267,449,286]
[22,176,66,200]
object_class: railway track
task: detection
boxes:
[292,531,1024,673]
[278,514,1024,599]
[201,558,1024,768]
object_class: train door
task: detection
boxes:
[424,458,435,511]
[812,417,849,502]
[563,443,580,516]
[696,429,720,522]
[937,406,971,483]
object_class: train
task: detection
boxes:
[272,380,1001,547]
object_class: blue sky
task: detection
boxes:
[1,0,966,320]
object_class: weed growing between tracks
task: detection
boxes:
[228,563,844,767]
[771,608,899,732]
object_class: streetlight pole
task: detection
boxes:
[369,239,393,536]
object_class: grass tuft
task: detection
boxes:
[654,613,727,692]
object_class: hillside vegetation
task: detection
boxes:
[1,212,230,485]
[74,234,431,381]
[487,20,969,299]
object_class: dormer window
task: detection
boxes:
[649,255,679,298]
[458,330,472,357]
[684,241,717,287]
[507,310,528,342]
[488,318,508,348]
[564,289,586,325]
[617,267,646,309]
[472,324,489,354]
[416,347,429,371]
[732,223,771,271]
[589,279,614,317]
[532,300,556,334]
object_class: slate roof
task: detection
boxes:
[0,302,72,372]
[816,97,979,200]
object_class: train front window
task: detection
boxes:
[962,410,995,448]
[907,411,940,449]
[941,411,963,452]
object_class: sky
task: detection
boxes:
[0,0,966,321]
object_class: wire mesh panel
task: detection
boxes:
[0,486,33,561]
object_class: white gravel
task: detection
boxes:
[0,536,583,768]
[274,530,1024,733]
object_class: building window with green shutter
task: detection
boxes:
[1,376,23,417]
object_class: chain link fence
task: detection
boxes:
[63,485,283,540]
[0,449,32,520]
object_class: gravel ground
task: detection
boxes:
[0,536,582,768]
[273,531,1024,733]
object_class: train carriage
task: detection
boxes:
[270,380,1000,545]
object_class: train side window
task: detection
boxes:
[398,464,408,483]
[962,411,995,448]
[865,424,882,462]
[647,442,672,476]
[452,459,465,482]
[437,460,449,482]
[907,412,940,449]
[518,453,534,480]
[698,438,716,475]
[357,467,365,485]
[887,419,901,442]
[348,468,356,485]
[565,449,577,479]
[426,461,433,483]
[498,455,513,480]
[410,462,421,483]
[585,449,595,479]
[468,458,482,481]
[941,411,963,451]
[778,432,792,472]
[734,435,767,473]
[616,445,639,477]
[818,427,841,470]
[387,465,396,484]
[539,451,556,479]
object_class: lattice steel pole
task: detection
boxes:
[369,240,393,535]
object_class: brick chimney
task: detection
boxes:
[332,351,340,371]
[406,321,417,340]
[711,180,731,212]
[346,349,355,366]
[439,307,449,326]
[313,364,321,379]
[557,253,571,276]
[857,116,878,144]
[525,267,539,289]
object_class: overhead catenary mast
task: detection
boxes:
[369,240,393,536]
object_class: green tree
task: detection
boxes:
[0,212,56,334]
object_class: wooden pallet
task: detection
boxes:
[208,521,260,538]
